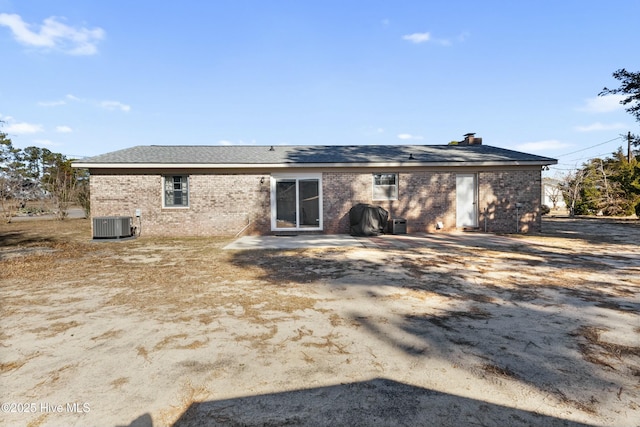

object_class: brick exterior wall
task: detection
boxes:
[89,168,542,237]
[322,171,458,233]
[323,169,542,234]
[91,173,271,237]
[478,169,542,233]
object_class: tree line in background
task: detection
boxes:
[0,125,89,222]
[561,69,640,217]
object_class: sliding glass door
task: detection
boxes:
[271,174,322,231]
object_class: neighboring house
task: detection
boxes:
[72,134,557,237]
[542,177,567,210]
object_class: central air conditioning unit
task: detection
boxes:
[389,218,407,234]
[93,216,133,239]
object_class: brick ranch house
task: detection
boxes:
[72,135,557,237]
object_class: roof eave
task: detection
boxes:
[72,159,558,169]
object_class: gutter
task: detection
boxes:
[72,160,558,169]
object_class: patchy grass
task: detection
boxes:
[0,219,318,325]
[0,359,28,374]
[110,377,130,389]
[0,351,41,374]
[572,326,640,370]
[480,363,520,380]
[136,346,150,362]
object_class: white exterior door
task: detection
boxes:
[456,174,478,228]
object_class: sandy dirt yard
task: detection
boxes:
[1,217,639,427]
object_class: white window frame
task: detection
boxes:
[270,173,323,231]
[163,175,189,208]
[372,173,398,201]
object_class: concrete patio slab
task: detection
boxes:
[223,234,367,250]
[223,231,521,251]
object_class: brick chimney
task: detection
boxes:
[460,133,482,145]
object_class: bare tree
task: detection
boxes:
[559,169,585,217]
[547,186,562,210]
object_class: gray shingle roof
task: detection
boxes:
[73,144,557,167]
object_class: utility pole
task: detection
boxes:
[629,131,632,163]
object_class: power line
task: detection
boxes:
[555,136,623,158]
[561,150,624,164]
[549,146,638,172]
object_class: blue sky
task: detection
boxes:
[0,1,638,177]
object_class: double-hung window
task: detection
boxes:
[164,175,189,207]
[372,173,398,200]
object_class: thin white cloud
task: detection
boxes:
[515,140,571,152]
[575,122,626,132]
[99,100,131,112]
[0,13,105,55]
[402,31,460,46]
[402,32,430,44]
[5,121,43,134]
[55,125,73,133]
[38,99,66,107]
[66,94,82,102]
[38,94,130,112]
[397,133,423,140]
[1,114,44,135]
[578,95,626,113]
